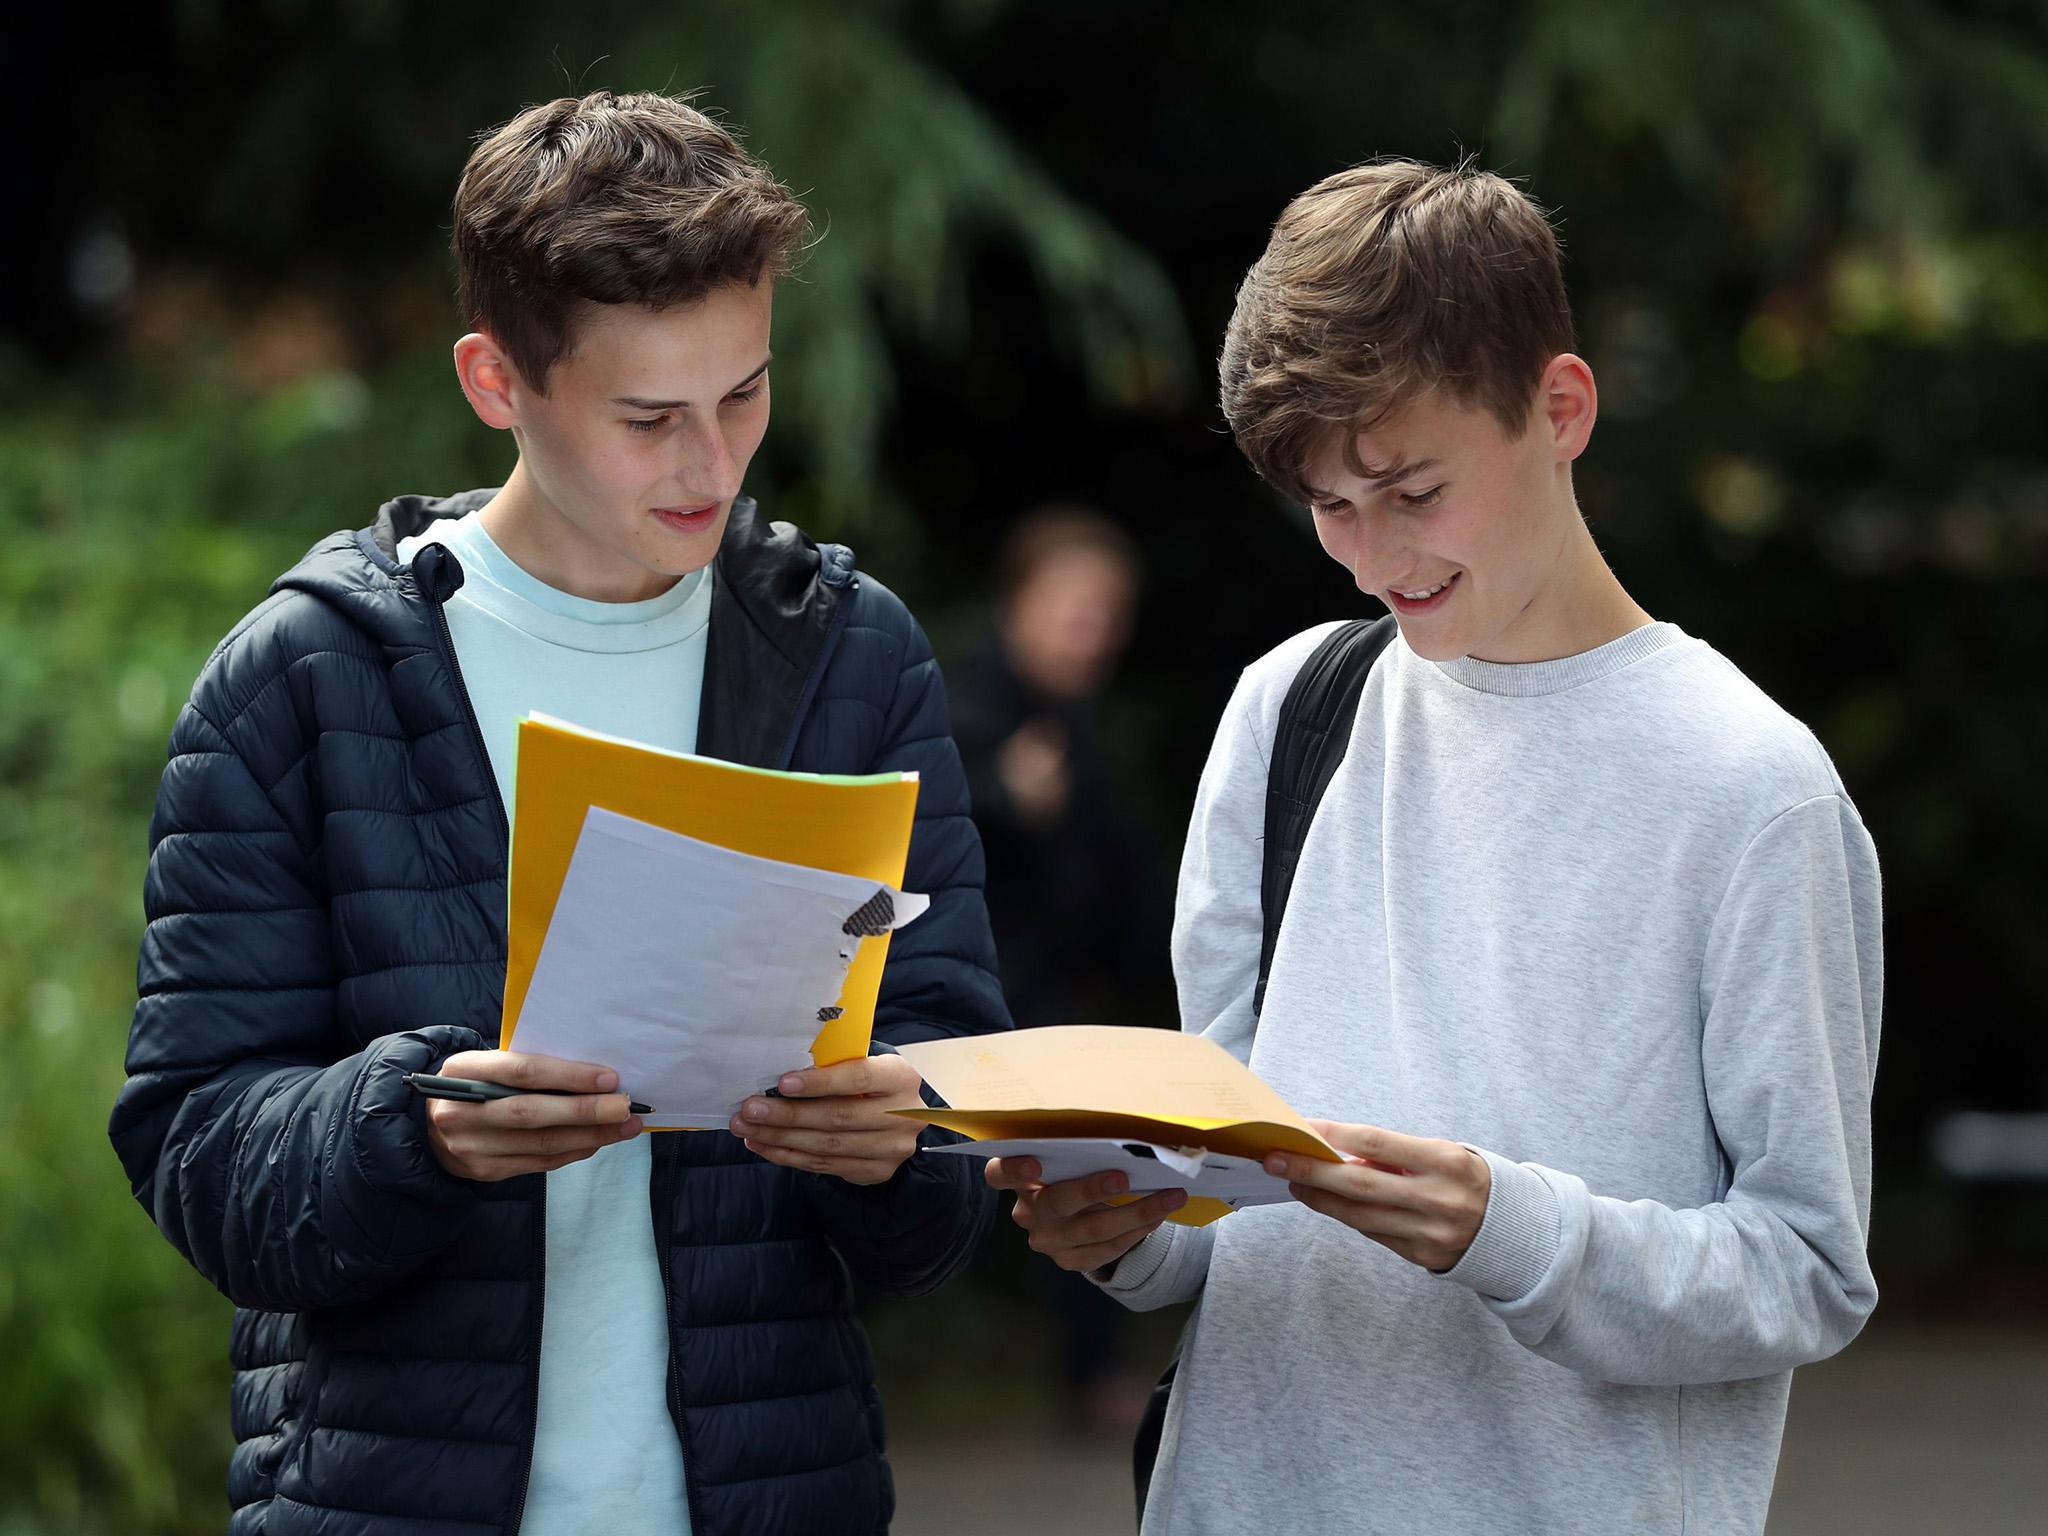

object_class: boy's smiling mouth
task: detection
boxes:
[1389,571,1460,613]
[651,502,721,533]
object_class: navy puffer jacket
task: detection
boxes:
[110,491,1011,1535]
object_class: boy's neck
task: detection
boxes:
[474,462,687,605]
[1468,514,1654,665]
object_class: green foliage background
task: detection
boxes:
[3,1,2045,1530]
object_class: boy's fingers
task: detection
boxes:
[1304,1119,1426,1171]
[741,1137,893,1182]
[1032,1171,1133,1221]
[778,1054,923,1105]
[459,1118,643,1159]
[729,1121,902,1158]
[1288,1184,1426,1235]
[1265,1152,1406,1205]
[738,1094,886,1133]
[985,1157,1042,1191]
[478,1090,635,1130]
[1029,1190,1185,1255]
[1028,1185,1184,1241]
[775,1055,913,1099]
[441,1049,621,1095]
[778,1058,872,1097]
[1080,1188,1187,1238]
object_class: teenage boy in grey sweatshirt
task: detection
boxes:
[989,160,1882,1535]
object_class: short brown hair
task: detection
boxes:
[1218,158,1574,504]
[453,91,810,391]
[998,505,1142,607]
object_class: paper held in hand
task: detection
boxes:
[498,713,927,1127]
[509,807,927,1128]
[891,1026,1340,1226]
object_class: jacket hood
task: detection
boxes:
[268,489,859,770]
[268,490,855,662]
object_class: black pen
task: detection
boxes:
[403,1072,653,1115]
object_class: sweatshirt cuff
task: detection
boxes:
[1091,1225,1175,1294]
[1438,1148,1561,1302]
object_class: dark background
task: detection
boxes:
[3,2,2044,1529]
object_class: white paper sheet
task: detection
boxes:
[512,806,929,1128]
[923,1137,1295,1211]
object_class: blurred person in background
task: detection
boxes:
[951,506,1171,1434]
[953,507,1168,1032]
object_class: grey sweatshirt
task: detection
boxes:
[1100,622,1881,1535]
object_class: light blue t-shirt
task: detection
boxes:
[399,511,707,1534]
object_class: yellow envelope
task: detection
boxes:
[892,1026,1339,1226]
[501,714,920,1068]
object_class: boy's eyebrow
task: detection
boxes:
[611,355,771,410]
[1363,457,1439,488]
[1307,457,1442,502]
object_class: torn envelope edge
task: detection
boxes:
[889,1107,1339,1161]
[923,1136,1294,1228]
[888,1108,1341,1228]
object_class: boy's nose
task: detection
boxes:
[681,421,742,501]
[1347,533,1396,599]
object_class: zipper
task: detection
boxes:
[775,576,859,769]
[432,595,512,851]
[427,581,537,1533]
[653,1142,706,1523]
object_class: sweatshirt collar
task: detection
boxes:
[1430,622,1688,696]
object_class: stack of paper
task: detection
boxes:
[500,714,925,1128]
[892,1026,1340,1226]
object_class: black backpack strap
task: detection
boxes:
[1254,615,1399,1017]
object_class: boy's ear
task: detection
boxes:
[453,333,523,431]
[1537,353,1597,463]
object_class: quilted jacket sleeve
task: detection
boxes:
[803,589,1010,1295]
[109,627,485,1313]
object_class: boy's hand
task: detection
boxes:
[424,1050,643,1182]
[985,1159,1189,1273]
[730,1054,926,1186]
[998,719,1070,824]
[1264,1120,1492,1273]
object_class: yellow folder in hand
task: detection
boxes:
[500,713,920,1068]
[891,1026,1341,1226]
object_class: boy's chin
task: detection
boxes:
[642,515,730,574]
[1387,620,1462,664]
